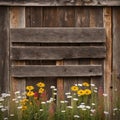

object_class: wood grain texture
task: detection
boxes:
[25,7,56,99]
[11,46,106,60]
[10,28,106,43]
[0,7,9,93]
[112,7,120,120]
[11,65,102,77]
[0,1,120,6]
[10,7,26,93]
[89,7,104,89]
[103,7,112,118]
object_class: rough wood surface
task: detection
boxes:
[25,7,56,98]
[0,7,9,93]
[11,65,102,77]
[10,28,106,43]
[103,7,112,118]
[11,46,106,60]
[10,7,26,93]
[112,7,120,120]
[0,1,120,6]
[89,7,104,89]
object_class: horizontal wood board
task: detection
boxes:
[0,0,120,6]
[10,28,106,43]
[11,65,102,77]
[11,46,106,60]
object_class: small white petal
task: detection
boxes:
[17,106,22,109]
[50,86,55,89]
[113,108,118,111]
[53,93,57,95]
[81,103,85,105]
[46,100,51,103]
[53,89,57,91]
[41,102,46,104]
[4,118,8,120]
[1,93,8,98]
[61,110,65,113]
[0,97,4,102]
[15,91,20,94]
[73,98,78,101]
[0,105,4,109]
[40,109,43,111]
[78,84,82,87]
[60,101,65,103]
[91,84,95,87]
[65,92,71,95]
[94,90,98,93]
[10,114,14,116]
[17,96,22,99]
[91,103,95,106]
[1,108,7,112]
[74,115,80,118]
[86,106,91,109]
[74,84,78,86]
[104,111,109,115]
[77,105,85,109]
[15,101,19,103]
[94,87,98,90]
[103,93,108,97]
[67,106,73,109]
[90,109,96,113]
[67,95,72,98]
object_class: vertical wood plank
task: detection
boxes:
[103,7,112,118]
[113,7,120,120]
[75,7,91,85]
[0,7,9,93]
[25,7,55,98]
[90,7,104,88]
[26,7,43,27]
[10,7,26,93]
[59,7,77,95]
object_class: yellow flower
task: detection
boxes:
[26,86,34,91]
[71,86,79,92]
[26,91,34,97]
[38,88,44,94]
[36,82,45,88]
[22,105,27,111]
[20,98,28,105]
[84,89,92,95]
[77,89,85,96]
[82,82,89,87]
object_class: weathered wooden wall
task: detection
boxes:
[0,2,120,119]
[9,7,105,97]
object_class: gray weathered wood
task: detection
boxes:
[0,1,120,6]
[11,65,102,77]
[11,46,106,60]
[113,8,120,120]
[10,28,106,43]
[0,7,9,93]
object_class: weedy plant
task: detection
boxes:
[0,82,120,120]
